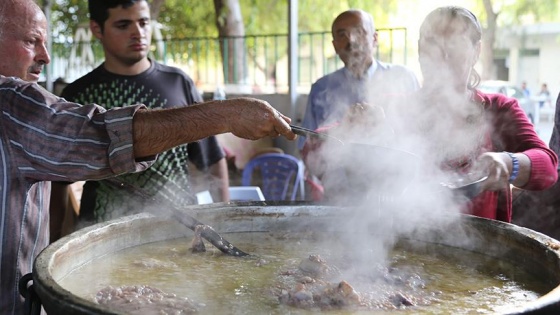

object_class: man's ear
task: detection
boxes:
[90,20,103,40]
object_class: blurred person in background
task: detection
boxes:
[298,9,419,200]
[521,81,531,98]
[0,0,295,312]
[391,6,557,222]
[57,0,230,227]
[538,83,551,108]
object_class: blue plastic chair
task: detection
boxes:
[241,153,305,201]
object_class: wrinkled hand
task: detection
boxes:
[340,102,386,128]
[227,97,296,140]
[335,102,393,144]
[476,152,511,191]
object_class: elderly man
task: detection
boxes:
[299,9,418,148]
[298,9,419,199]
[0,0,295,313]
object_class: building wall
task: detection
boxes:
[537,43,560,101]
[498,24,560,102]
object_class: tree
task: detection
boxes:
[45,0,400,75]
[478,0,559,80]
[481,0,498,80]
[149,0,166,21]
[50,0,88,42]
[213,0,246,84]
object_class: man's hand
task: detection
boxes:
[334,102,393,144]
[340,102,386,128]
[226,97,296,140]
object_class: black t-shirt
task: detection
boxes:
[62,60,224,221]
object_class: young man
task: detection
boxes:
[60,0,229,224]
[0,1,295,313]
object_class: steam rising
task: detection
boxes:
[76,7,496,303]
[306,8,492,279]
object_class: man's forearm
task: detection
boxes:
[132,97,296,158]
[133,102,229,158]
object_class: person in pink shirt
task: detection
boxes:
[302,6,557,220]
[393,6,557,222]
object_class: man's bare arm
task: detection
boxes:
[133,98,295,158]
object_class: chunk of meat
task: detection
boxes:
[95,285,202,314]
[190,225,207,253]
[298,255,329,277]
[279,280,362,310]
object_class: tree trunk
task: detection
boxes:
[149,0,166,61]
[149,0,166,21]
[213,0,246,84]
[481,0,498,80]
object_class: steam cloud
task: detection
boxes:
[308,24,492,275]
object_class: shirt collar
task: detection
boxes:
[342,59,378,79]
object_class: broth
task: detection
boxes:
[59,231,549,314]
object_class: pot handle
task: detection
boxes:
[19,273,42,315]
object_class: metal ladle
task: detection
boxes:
[105,179,249,257]
[292,124,488,201]
[291,124,422,196]
[290,124,419,161]
[443,175,488,200]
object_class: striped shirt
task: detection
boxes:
[0,76,153,314]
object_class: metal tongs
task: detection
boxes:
[290,125,344,144]
[105,178,249,257]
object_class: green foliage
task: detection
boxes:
[499,0,558,25]
[48,0,401,41]
[242,0,398,35]
[47,0,559,43]
[158,0,216,38]
[476,0,559,27]
[51,0,89,41]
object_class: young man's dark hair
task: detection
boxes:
[88,0,144,31]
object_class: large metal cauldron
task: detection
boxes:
[33,202,560,314]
